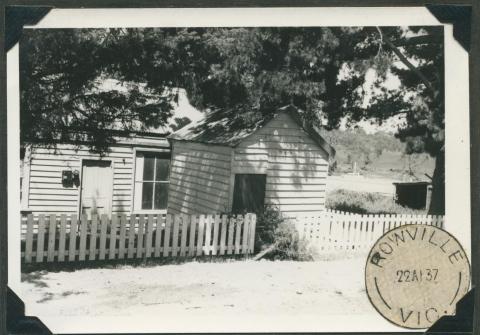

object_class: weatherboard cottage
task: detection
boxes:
[167,105,335,217]
[21,105,334,218]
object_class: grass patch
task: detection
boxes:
[326,189,427,215]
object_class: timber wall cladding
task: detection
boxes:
[293,209,445,254]
[27,144,135,214]
[21,213,257,263]
[234,113,329,217]
[167,141,232,215]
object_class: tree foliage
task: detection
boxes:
[21,27,443,155]
[20,26,444,211]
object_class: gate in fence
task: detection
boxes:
[21,213,257,264]
[292,209,445,254]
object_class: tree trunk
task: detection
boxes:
[428,150,445,215]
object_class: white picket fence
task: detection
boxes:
[21,213,257,264]
[292,209,444,254]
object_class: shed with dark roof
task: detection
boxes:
[167,105,335,217]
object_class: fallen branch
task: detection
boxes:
[252,244,277,261]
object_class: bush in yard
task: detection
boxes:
[326,189,427,215]
[255,205,315,261]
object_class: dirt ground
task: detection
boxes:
[20,257,400,332]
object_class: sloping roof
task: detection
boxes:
[168,105,335,158]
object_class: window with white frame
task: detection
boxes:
[134,151,170,211]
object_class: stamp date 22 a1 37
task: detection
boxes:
[365,224,470,329]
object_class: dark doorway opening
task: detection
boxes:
[232,174,267,214]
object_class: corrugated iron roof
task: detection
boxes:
[168,105,336,158]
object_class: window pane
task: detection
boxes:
[142,182,154,209]
[143,155,155,181]
[154,183,169,209]
[155,158,170,181]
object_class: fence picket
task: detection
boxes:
[204,215,212,255]
[145,215,154,258]
[99,214,108,260]
[47,214,57,262]
[242,214,250,254]
[154,215,164,257]
[68,215,78,262]
[196,215,205,256]
[212,215,220,255]
[136,215,145,258]
[171,215,180,257]
[163,214,172,257]
[79,215,88,261]
[248,214,257,253]
[108,215,118,260]
[127,215,136,259]
[58,214,67,261]
[188,215,197,257]
[219,215,227,255]
[227,216,235,255]
[180,215,188,257]
[36,215,46,263]
[25,215,34,263]
[234,215,243,254]
[118,215,127,259]
[89,215,98,261]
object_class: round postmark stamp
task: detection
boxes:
[365,224,470,329]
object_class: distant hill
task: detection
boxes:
[319,128,435,181]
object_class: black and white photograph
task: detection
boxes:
[5,7,473,333]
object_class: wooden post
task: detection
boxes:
[78,214,88,261]
[172,215,180,257]
[68,215,78,262]
[118,214,127,259]
[248,214,257,253]
[25,214,34,263]
[219,215,227,255]
[196,215,205,256]
[227,216,235,255]
[136,215,145,259]
[180,215,189,257]
[154,215,164,257]
[163,214,172,257]
[188,215,197,257]
[89,215,98,261]
[98,214,108,260]
[145,214,154,259]
[212,215,220,255]
[127,215,136,259]
[47,214,57,262]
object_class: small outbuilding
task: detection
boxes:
[167,105,335,217]
[393,181,432,210]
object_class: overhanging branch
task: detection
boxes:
[376,27,436,97]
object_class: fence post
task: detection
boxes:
[249,214,257,254]
[196,215,205,256]
[163,214,172,257]
[24,214,34,263]
[79,214,88,261]
[242,214,250,254]
[117,214,127,259]
[89,215,98,261]
[219,215,227,255]
[188,215,197,257]
[145,214,154,259]
[98,214,108,260]
[180,215,188,257]
[68,215,78,262]
[213,214,221,255]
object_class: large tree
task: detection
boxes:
[20,26,444,213]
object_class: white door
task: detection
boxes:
[80,160,113,218]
